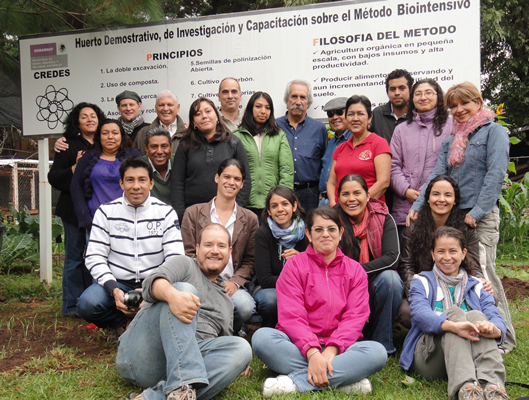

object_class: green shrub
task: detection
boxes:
[499,172,529,254]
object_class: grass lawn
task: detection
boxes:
[0,266,528,400]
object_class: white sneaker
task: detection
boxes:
[338,378,372,394]
[262,375,297,398]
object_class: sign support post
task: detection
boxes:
[38,138,52,284]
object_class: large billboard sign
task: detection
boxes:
[19,0,480,136]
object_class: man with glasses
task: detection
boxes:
[318,97,352,206]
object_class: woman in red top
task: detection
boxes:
[327,95,391,206]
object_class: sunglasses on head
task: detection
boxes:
[326,109,345,118]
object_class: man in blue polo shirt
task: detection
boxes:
[318,97,352,206]
[277,80,328,215]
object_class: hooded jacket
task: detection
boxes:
[276,245,369,357]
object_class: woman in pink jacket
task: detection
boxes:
[252,207,387,397]
[390,79,452,241]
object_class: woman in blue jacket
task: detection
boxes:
[400,227,508,400]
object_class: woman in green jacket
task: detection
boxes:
[234,92,294,218]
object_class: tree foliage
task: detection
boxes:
[481,0,529,131]
[0,0,163,72]
[159,0,338,19]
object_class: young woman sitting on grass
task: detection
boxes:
[252,207,387,397]
[400,227,508,400]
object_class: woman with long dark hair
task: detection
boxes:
[170,97,251,222]
[390,79,452,239]
[49,102,105,316]
[70,119,139,230]
[400,227,508,400]
[398,175,490,328]
[233,92,294,217]
[253,185,309,328]
[335,174,402,354]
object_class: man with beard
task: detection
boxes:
[116,223,252,400]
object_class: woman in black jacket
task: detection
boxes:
[253,185,309,327]
[170,97,251,222]
[48,102,105,316]
[335,174,402,354]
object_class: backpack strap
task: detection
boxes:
[413,274,429,298]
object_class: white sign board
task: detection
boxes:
[19,0,480,136]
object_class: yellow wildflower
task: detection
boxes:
[496,104,504,115]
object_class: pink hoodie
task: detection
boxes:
[276,245,369,358]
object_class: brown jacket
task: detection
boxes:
[181,199,258,288]
[398,221,482,298]
[134,115,187,155]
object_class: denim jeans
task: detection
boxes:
[364,270,404,354]
[231,288,256,334]
[252,328,387,393]
[294,186,319,217]
[318,197,330,207]
[253,288,278,328]
[62,220,92,316]
[116,282,252,400]
[77,280,139,328]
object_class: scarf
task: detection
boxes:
[432,264,468,311]
[267,216,305,256]
[351,212,370,264]
[119,114,145,137]
[449,109,494,167]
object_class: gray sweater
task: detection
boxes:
[142,255,234,339]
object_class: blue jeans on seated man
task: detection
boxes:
[77,280,140,328]
[364,270,404,354]
[62,220,92,316]
[231,287,256,334]
[252,328,387,393]
[116,282,253,400]
[253,287,278,328]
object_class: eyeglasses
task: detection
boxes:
[326,109,345,118]
[311,226,339,235]
[413,90,437,98]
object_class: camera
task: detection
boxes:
[123,290,143,309]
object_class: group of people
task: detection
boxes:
[47,70,513,400]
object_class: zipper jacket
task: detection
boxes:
[276,245,369,357]
[233,127,294,209]
[85,194,184,295]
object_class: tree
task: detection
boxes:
[0,0,163,73]
[159,0,337,19]
[481,0,529,132]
